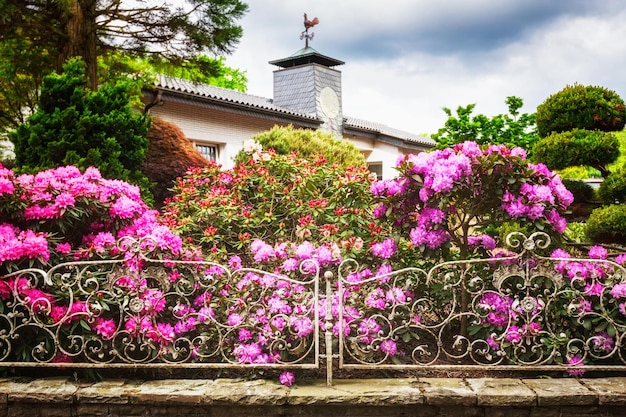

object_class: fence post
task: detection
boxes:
[324,270,334,386]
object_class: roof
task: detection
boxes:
[344,117,436,147]
[152,74,318,122]
[269,47,345,68]
[150,75,435,147]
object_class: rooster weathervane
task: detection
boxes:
[300,13,319,48]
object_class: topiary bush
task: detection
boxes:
[532,129,619,177]
[562,179,595,203]
[234,125,367,168]
[536,84,626,137]
[585,204,626,244]
[598,164,626,204]
[142,117,209,208]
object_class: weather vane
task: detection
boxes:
[300,13,319,48]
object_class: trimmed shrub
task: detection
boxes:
[586,204,626,244]
[598,164,626,204]
[532,129,619,177]
[234,125,367,168]
[562,179,595,203]
[142,117,209,207]
[536,84,626,137]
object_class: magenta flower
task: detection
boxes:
[371,238,397,259]
[380,339,397,356]
[588,246,608,260]
[94,318,117,339]
[566,355,585,377]
[279,371,295,387]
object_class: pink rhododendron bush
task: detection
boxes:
[2,141,626,382]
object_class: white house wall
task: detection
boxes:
[148,100,291,169]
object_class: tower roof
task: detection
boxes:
[269,47,344,69]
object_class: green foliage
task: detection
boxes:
[598,163,626,204]
[162,146,378,263]
[144,55,247,92]
[10,59,152,201]
[562,179,595,203]
[557,166,601,180]
[531,129,620,177]
[235,126,367,168]
[608,130,626,173]
[536,84,626,137]
[430,96,538,152]
[0,0,248,89]
[563,222,587,243]
[585,204,626,243]
[0,37,54,136]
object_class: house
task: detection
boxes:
[142,45,435,179]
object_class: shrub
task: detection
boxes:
[562,179,595,203]
[372,142,573,259]
[532,129,619,177]
[586,204,626,244]
[234,126,367,169]
[598,164,626,204]
[0,163,183,274]
[536,84,626,137]
[10,59,152,201]
[162,143,380,264]
[142,117,209,208]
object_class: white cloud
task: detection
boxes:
[219,0,626,135]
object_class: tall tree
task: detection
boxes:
[431,96,538,152]
[0,0,248,90]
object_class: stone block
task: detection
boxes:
[581,377,626,405]
[76,379,137,405]
[288,378,423,406]
[415,378,476,406]
[522,378,596,406]
[5,377,77,403]
[465,378,536,407]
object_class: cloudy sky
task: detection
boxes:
[221,0,626,136]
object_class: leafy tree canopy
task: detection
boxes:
[431,96,538,152]
[0,0,248,90]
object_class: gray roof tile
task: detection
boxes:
[153,75,435,146]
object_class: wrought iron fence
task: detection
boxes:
[2,232,626,385]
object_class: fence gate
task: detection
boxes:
[2,233,626,385]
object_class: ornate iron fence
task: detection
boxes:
[2,232,626,385]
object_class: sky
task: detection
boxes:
[220,0,626,136]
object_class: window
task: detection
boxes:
[368,163,383,180]
[196,144,218,162]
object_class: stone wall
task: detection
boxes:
[1,377,626,417]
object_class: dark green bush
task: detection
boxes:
[532,129,619,177]
[585,204,626,243]
[598,164,626,204]
[536,84,626,137]
[562,179,595,203]
[11,58,152,200]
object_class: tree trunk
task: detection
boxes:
[58,0,98,90]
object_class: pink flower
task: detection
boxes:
[566,355,585,377]
[371,238,397,259]
[380,339,397,356]
[94,318,117,339]
[279,371,295,387]
[588,246,608,260]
